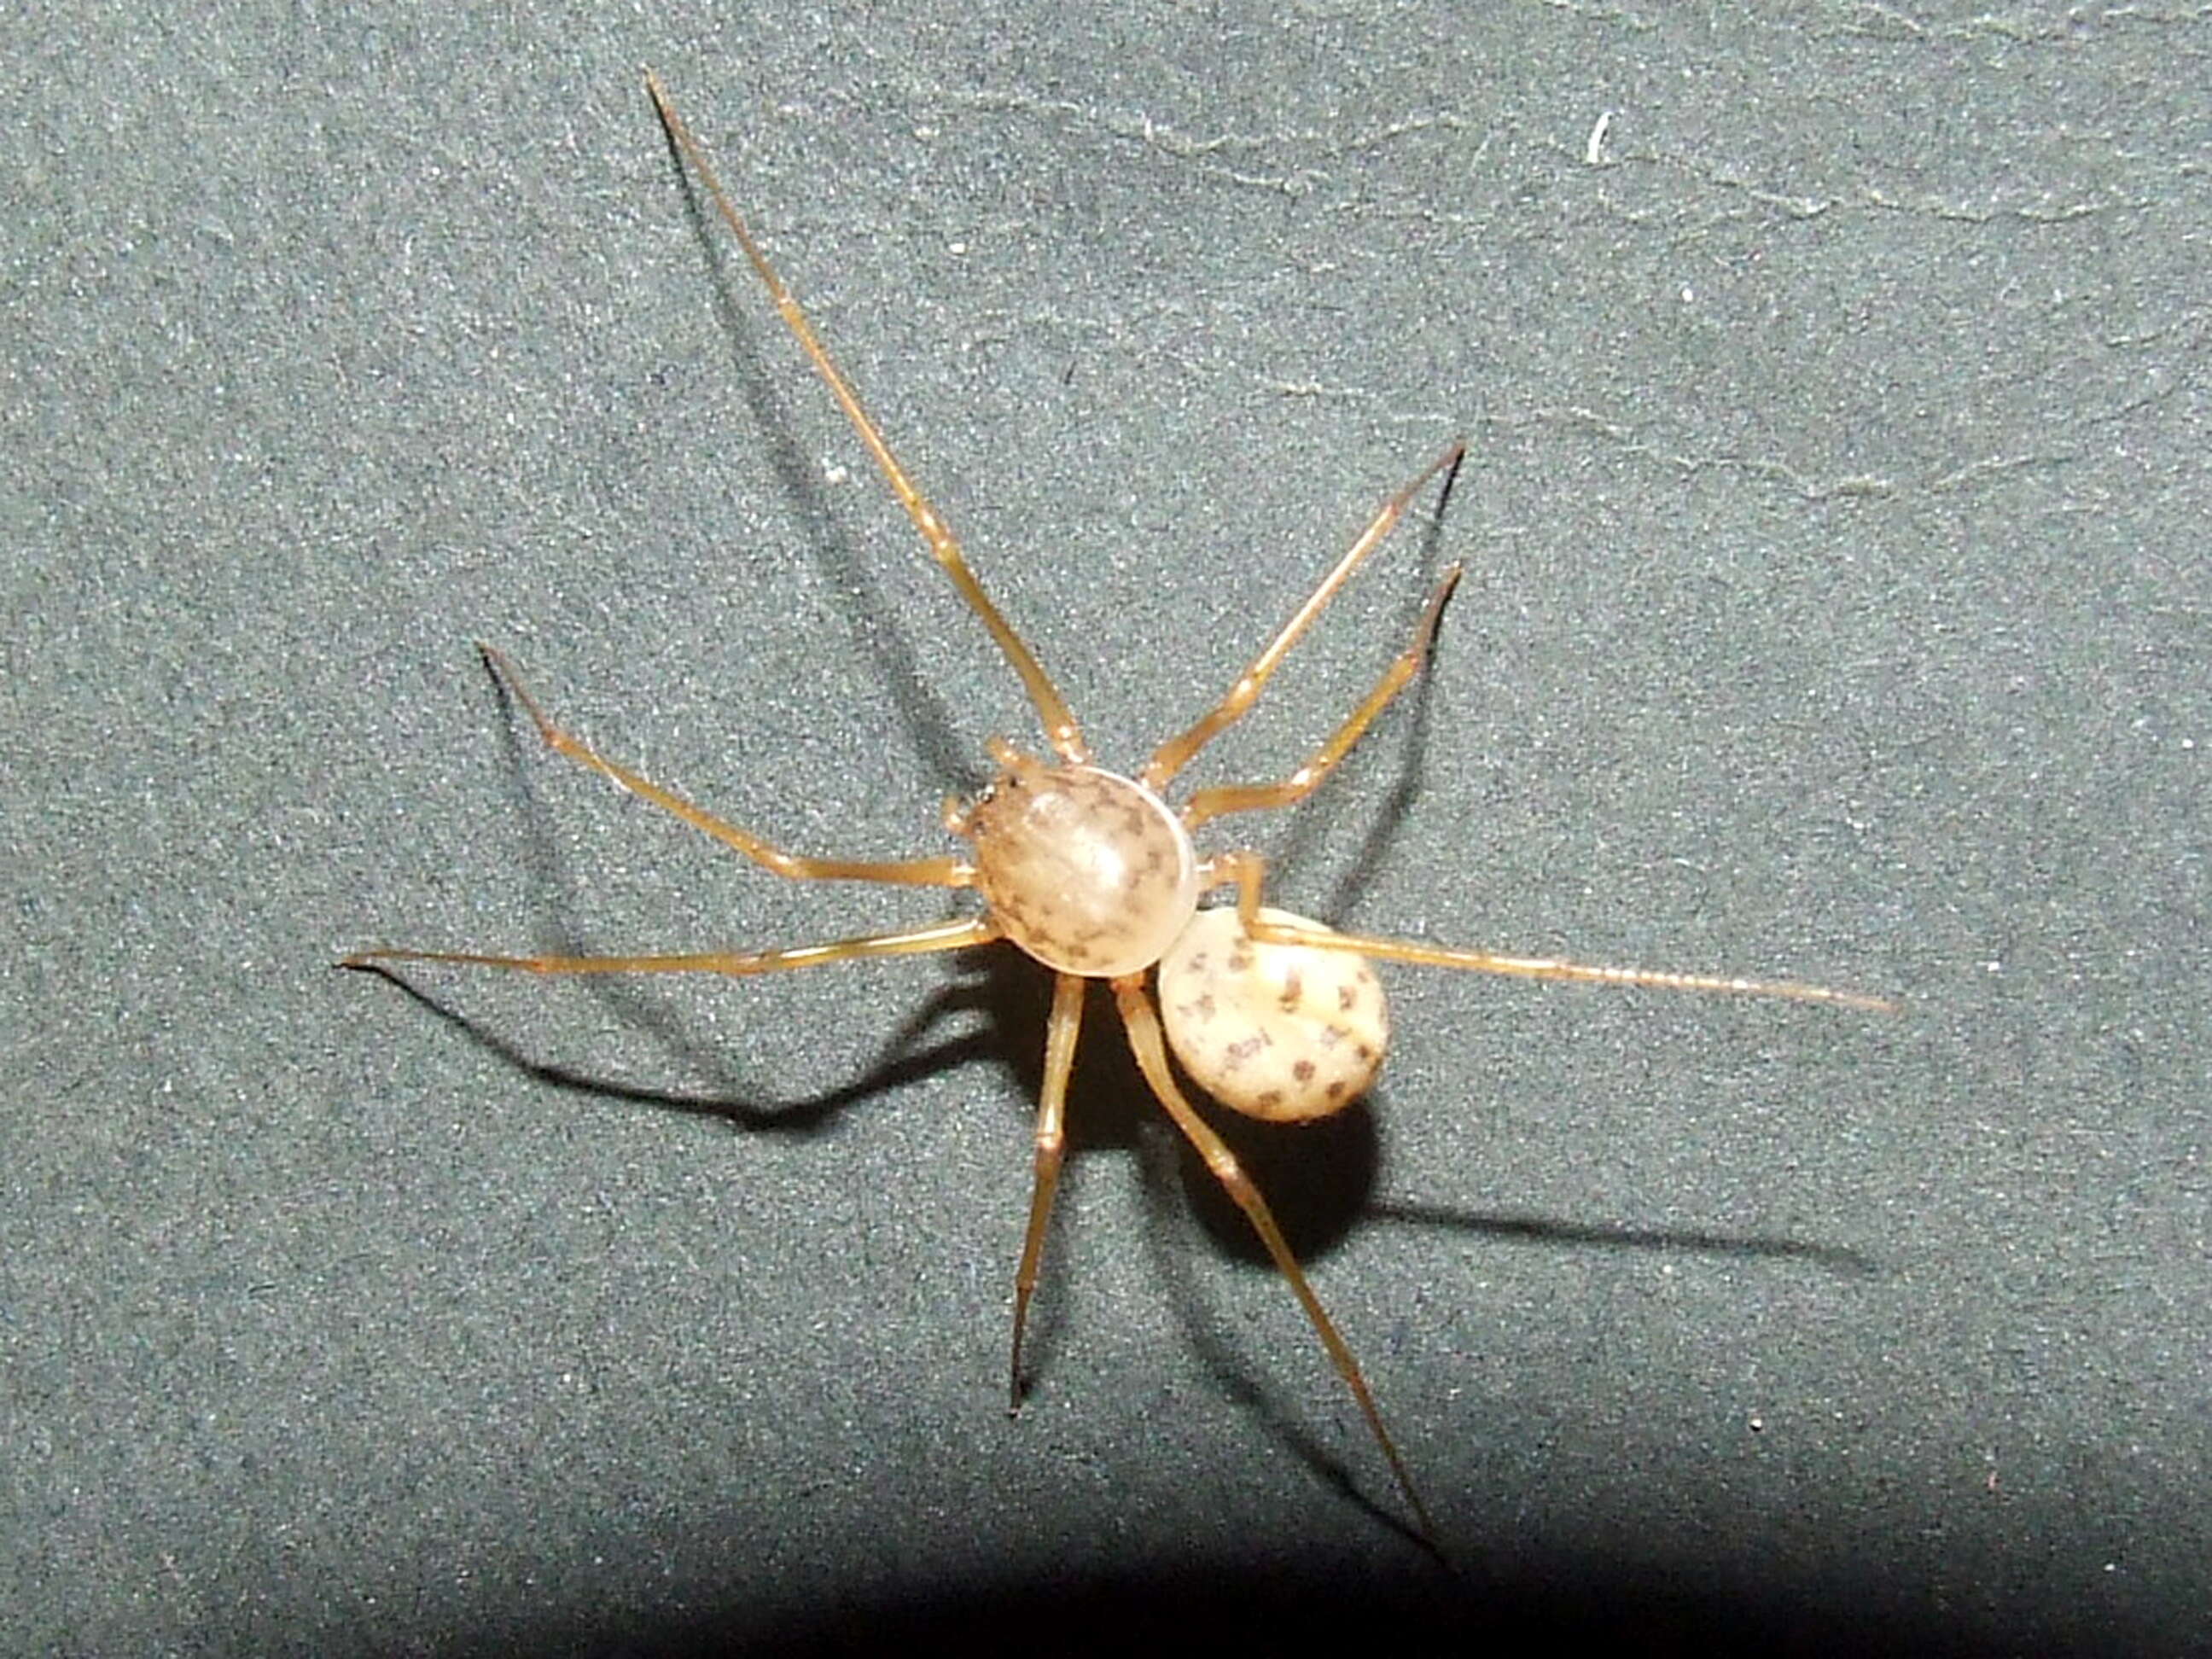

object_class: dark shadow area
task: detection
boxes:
[350,1545,2069,1659]
[1171,1096,1382,1264]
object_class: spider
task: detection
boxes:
[343,72,1898,1551]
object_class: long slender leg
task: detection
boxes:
[340,916,995,977]
[1181,567,1460,831]
[1205,849,1898,1013]
[643,72,1089,765]
[482,645,968,888]
[1141,441,1464,794]
[1110,975,1438,1550]
[1259,923,1902,1013]
[1009,971,1085,1411]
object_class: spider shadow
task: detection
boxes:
[1136,1075,1881,1549]
[1368,1201,1881,1276]
[1269,439,1465,925]
[650,105,982,799]
[352,649,1029,1136]
[346,947,1023,1136]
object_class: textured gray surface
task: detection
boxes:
[4,2,2207,1651]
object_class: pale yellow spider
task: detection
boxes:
[344,73,1897,1551]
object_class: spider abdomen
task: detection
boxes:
[1156,905,1390,1122]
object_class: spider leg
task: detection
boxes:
[1142,440,1464,793]
[1008,971,1084,1411]
[480,644,969,887]
[645,72,1088,765]
[1110,974,1438,1551]
[340,916,995,977]
[1180,565,1460,830]
[1206,851,1895,1012]
[1261,919,1901,1013]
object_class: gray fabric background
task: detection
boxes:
[5,2,2205,1650]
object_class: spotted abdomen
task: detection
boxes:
[1155,905,1389,1123]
